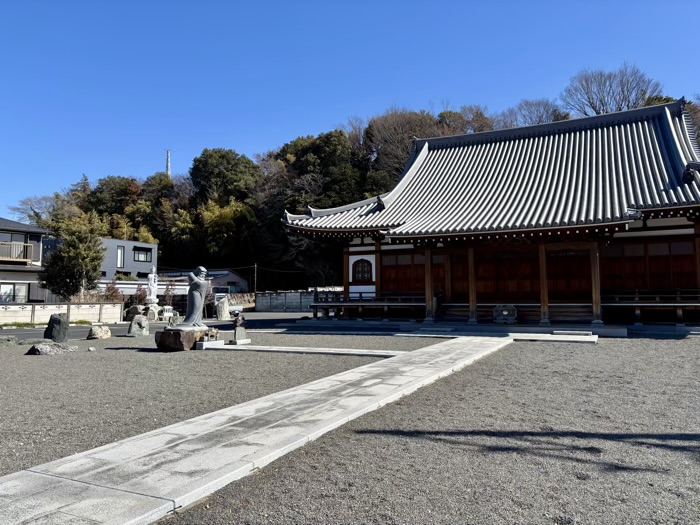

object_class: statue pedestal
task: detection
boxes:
[155,327,208,352]
[145,302,160,321]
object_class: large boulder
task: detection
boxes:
[125,305,145,322]
[155,329,207,351]
[25,342,77,355]
[87,325,111,340]
[127,315,149,337]
[216,297,231,320]
[43,314,68,343]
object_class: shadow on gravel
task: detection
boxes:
[104,347,161,353]
[357,429,700,472]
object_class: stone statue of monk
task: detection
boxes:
[179,266,208,327]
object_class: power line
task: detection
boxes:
[255,265,307,274]
[158,264,306,274]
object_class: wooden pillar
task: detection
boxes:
[374,240,382,298]
[539,244,550,325]
[468,246,477,324]
[695,223,700,289]
[444,249,452,301]
[343,246,350,300]
[424,247,433,319]
[590,242,603,324]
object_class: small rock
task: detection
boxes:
[88,346,97,352]
[87,325,111,340]
[25,342,77,355]
[167,312,181,328]
[127,315,150,337]
[0,335,18,346]
[44,314,68,343]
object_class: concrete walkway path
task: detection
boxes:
[0,336,512,525]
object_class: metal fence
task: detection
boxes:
[254,291,314,312]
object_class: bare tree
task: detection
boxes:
[492,107,519,130]
[363,108,442,179]
[493,99,569,129]
[458,105,494,133]
[9,195,56,225]
[342,116,367,158]
[561,63,662,117]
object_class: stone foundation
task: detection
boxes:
[155,329,208,352]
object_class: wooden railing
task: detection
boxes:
[602,289,700,324]
[314,291,425,303]
[0,242,33,262]
[602,289,700,305]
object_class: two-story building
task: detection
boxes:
[100,238,158,281]
[0,217,48,303]
[42,236,159,299]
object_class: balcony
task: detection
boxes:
[0,242,33,263]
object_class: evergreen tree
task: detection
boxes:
[40,212,106,302]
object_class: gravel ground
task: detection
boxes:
[0,334,442,476]
[160,336,700,525]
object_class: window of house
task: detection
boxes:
[14,283,27,303]
[133,247,152,262]
[117,246,125,268]
[352,259,373,283]
[0,284,14,303]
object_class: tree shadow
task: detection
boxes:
[104,346,163,353]
[356,429,700,472]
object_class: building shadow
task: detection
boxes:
[104,346,162,353]
[356,428,700,472]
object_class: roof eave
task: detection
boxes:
[386,220,636,242]
[415,100,687,150]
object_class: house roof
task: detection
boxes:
[283,100,700,240]
[0,217,48,235]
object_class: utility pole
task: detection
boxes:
[254,263,257,293]
[165,149,171,177]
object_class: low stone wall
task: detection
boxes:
[255,291,314,312]
[0,303,123,325]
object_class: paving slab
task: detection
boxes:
[0,336,511,525]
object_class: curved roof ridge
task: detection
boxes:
[283,193,388,224]
[416,100,687,150]
[283,210,309,222]
[283,100,700,237]
[380,142,429,207]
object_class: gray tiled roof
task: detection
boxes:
[0,217,48,234]
[284,100,700,238]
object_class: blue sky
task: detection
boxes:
[1,0,698,216]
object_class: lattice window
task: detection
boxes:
[352,259,372,283]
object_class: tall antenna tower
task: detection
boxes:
[165,149,171,177]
